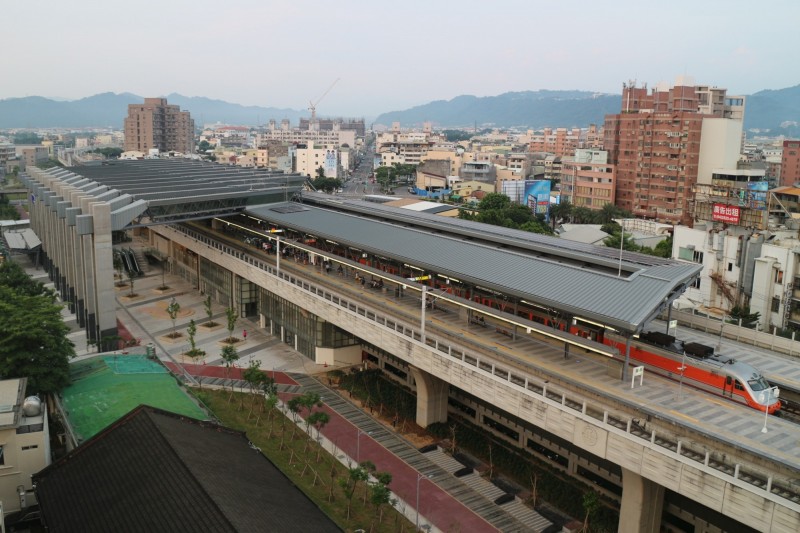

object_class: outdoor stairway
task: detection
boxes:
[460,472,506,501]
[290,373,554,533]
[424,448,554,532]
[422,447,465,473]
[131,248,150,275]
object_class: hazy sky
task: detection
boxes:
[5,0,799,117]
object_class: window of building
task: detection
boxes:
[692,278,701,289]
[728,262,733,272]
[0,445,4,465]
[776,270,784,284]
[772,297,781,313]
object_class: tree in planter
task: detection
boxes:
[203,295,217,327]
[220,343,239,400]
[113,253,124,287]
[166,298,181,338]
[225,306,238,343]
[158,257,170,291]
[127,268,137,297]
[185,319,204,360]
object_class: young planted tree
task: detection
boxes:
[113,253,124,286]
[186,319,204,359]
[582,491,600,532]
[307,411,330,461]
[158,257,170,290]
[339,465,369,520]
[286,396,303,440]
[242,359,265,415]
[220,343,239,400]
[127,268,136,297]
[166,298,181,338]
[370,471,394,524]
[225,306,238,343]
[203,295,217,327]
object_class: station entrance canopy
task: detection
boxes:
[20,160,307,231]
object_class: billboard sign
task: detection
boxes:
[524,180,551,221]
[737,181,768,211]
[324,150,338,178]
[712,203,740,224]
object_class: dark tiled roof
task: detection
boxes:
[34,405,340,533]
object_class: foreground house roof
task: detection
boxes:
[33,405,340,533]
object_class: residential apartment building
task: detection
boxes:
[780,140,800,187]
[295,145,339,178]
[256,120,356,149]
[0,142,16,171]
[123,98,195,154]
[529,128,582,158]
[419,149,473,176]
[376,124,443,166]
[0,379,50,516]
[17,146,49,169]
[298,118,365,137]
[561,149,616,209]
[603,79,745,224]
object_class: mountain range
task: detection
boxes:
[1,86,798,136]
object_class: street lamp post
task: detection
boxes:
[356,429,371,463]
[717,315,729,352]
[762,386,779,433]
[677,352,687,400]
[415,473,429,532]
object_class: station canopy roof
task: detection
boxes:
[245,194,701,333]
[21,159,307,230]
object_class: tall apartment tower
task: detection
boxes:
[603,80,744,224]
[780,140,800,187]
[123,98,195,154]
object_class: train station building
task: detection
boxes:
[18,160,800,532]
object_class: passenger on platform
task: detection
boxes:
[337,265,344,276]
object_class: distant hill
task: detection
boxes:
[743,85,800,137]
[0,93,305,129]
[374,90,622,129]
[2,85,799,135]
[375,86,800,135]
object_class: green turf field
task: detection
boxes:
[62,355,208,443]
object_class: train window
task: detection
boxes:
[748,377,769,392]
[725,376,732,385]
[734,380,744,391]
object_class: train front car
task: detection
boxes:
[735,364,781,414]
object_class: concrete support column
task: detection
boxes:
[89,202,117,345]
[618,467,665,533]
[409,366,448,427]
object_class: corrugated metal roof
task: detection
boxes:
[4,229,41,250]
[247,200,700,332]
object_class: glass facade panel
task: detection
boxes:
[200,258,232,307]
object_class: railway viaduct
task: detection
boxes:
[21,162,800,532]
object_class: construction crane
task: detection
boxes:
[308,78,340,124]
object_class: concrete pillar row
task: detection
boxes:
[618,466,665,533]
[408,366,449,427]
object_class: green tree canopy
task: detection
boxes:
[0,263,74,395]
[311,176,342,193]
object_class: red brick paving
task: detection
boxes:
[172,364,497,532]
